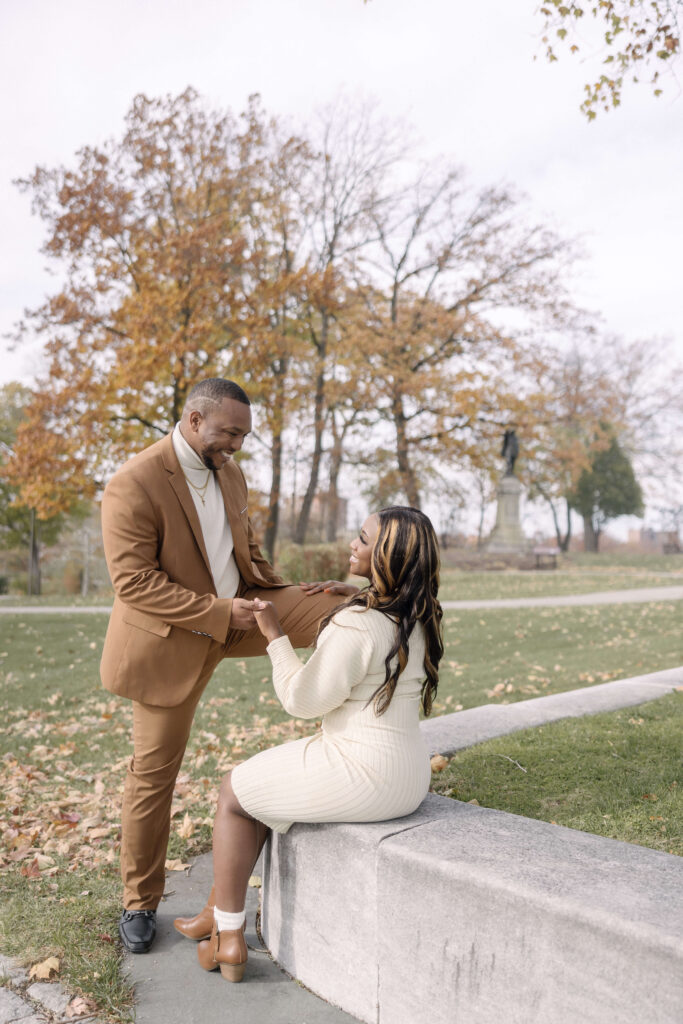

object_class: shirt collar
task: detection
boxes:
[172,422,210,473]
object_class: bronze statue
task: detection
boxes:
[501,428,519,476]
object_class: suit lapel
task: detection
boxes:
[161,434,213,577]
[216,468,252,576]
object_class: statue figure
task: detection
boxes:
[501,428,519,477]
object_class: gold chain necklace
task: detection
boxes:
[185,472,212,506]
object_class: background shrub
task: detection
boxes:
[275,542,351,584]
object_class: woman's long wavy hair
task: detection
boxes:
[317,505,444,716]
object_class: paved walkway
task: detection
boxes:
[2,585,683,615]
[441,585,683,609]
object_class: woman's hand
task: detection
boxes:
[252,598,285,643]
[299,580,360,597]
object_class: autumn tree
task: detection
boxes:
[233,128,321,559]
[567,428,644,550]
[6,86,605,556]
[6,88,274,513]
[0,383,80,593]
[521,339,625,550]
[288,98,406,544]
[349,169,579,508]
[540,0,681,117]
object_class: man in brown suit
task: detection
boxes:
[100,378,340,953]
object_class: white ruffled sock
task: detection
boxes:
[214,906,245,932]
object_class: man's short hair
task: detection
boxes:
[184,378,251,417]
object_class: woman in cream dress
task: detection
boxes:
[174,506,444,982]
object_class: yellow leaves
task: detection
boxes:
[485,681,515,698]
[430,754,450,773]
[176,812,195,839]
[29,956,60,980]
[165,858,190,872]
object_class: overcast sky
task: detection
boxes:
[1,0,681,384]
[0,0,681,534]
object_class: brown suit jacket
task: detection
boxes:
[100,432,284,706]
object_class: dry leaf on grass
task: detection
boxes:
[177,812,194,839]
[66,994,98,1018]
[29,955,60,979]
[430,754,449,773]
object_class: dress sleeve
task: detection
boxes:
[265,610,375,718]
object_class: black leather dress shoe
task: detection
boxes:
[119,909,157,953]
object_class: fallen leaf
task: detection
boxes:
[165,858,190,871]
[29,955,60,979]
[87,827,111,840]
[66,994,98,1018]
[177,812,194,839]
[430,754,449,773]
[20,858,43,879]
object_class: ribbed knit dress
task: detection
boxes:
[231,606,431,834]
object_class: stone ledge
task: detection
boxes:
[421,665,683,756]
[261,794,683,1024]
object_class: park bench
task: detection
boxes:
[533,544,560,569]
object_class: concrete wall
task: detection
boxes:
[262,795,683,1024]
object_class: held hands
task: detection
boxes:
[229,597,259,631]
[299,580,360,597]
[252,598,285,643]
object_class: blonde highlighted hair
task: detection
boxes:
[318,506,443,716]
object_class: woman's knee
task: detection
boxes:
[217,771,251,819]
[217,770,239,812]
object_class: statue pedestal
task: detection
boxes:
[486,475,527,553]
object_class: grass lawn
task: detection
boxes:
[438,566,683,602]
[430,692,682,856]
[0,589,681,1018]
[436,599,683,712]
[568,552,683,572]
[0,594,115,607]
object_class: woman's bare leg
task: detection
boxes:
[212,771,269,912]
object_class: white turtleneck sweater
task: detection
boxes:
[172,424,240,599]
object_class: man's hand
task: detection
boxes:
[229,598,258,631]
[252,599,285,643]
[299,580,360,597]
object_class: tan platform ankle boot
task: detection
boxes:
[173,885,215,940]
[197,920,248,983]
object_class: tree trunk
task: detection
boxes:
[560,500,572,553]
[392,394,420,507]
[81,528,90,598]
[263,359,288,562]
[476,501,486,549]
[264,429,282,563]
[294,321,327,544]
[583,515,599,552]
[546,496,563,550]
[28,511,41,596]
[326,439,343,542]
